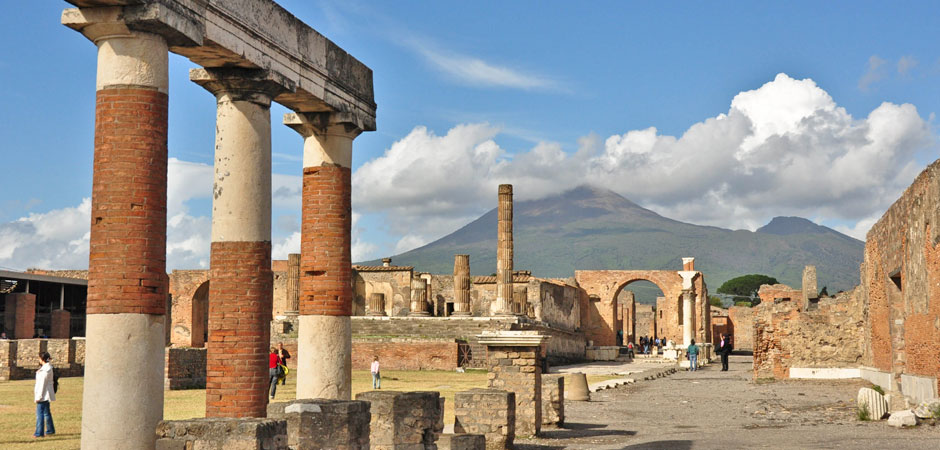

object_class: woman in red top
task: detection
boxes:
[268,347,280,399]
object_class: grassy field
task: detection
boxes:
[0,370,619,449]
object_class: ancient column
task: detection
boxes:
[410,278,430,316]
[682,289,694,346]
[65,12,170,449]
[494,184,514,315]
[284,112,363,400]
[368,293,387,316]
[453,254,471,316]
[191,68,285,418]
[623,290,636,343]
[801,265,817,311]
[285,253,301,315]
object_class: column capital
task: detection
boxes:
[62,5,202,48]
[190,68,294,105]
[283,112,365,140]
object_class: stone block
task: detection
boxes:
[50,309,71,339]
[356,390,443,449]
[913,399,940,419]
[0,339,15,381]
[267,399,370,450]
[900,373,938,404]
[437,434,485,450]
[16,339,46,368]
[857,387,888,420]
[155,417,288,450]
[73,338,85,365]
[454,389,514,450]
[165,347,207,390]
[541,375,564,427]
[887,410,917,428]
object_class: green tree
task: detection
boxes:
[708,296,723,307]
[717,274,778,306]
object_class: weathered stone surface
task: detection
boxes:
[887,410,917,428]
[857,387,888,420]
[356,390,443,449]
[267,399,370,450]
[494,184,514,316]
[164,347,206,390]
[437,434,485,450]
[913,399,940,419]
[454,389,515,450]
[155,417,288,450]
[567,373,590,401]
[541,374,564,427]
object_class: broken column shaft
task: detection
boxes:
[410,278,430,316]
[285,253,300,315]
[494,184,514,315]
[453,255,471,316]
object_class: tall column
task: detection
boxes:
[65,13,169,449]
[453,254,471,316]
[191,68,284,418]
[682,289,694,346]
[285,253,301,315]
[284,112,363,400]
[494,184,514,315]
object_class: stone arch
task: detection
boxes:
[168,270,210,347]
[190,281,209,348]
[612,277,670,344]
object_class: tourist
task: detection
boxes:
[627,341,635,358]
[268,347,282,399]
[0,331,7,339]
[371,356,381,389]
[277,342,291,385]
[687,339,699,371]
[34,351,55,438]
[717,334,733,371]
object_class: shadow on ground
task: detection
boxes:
[516,422,638,449]
[618,440,693,449]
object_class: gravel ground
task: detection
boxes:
[517,354,940,449]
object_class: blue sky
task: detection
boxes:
[1,1,938,271]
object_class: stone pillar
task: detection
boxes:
[51,309,71,339]
[355,391,444,449]
[192,68,285,418]
[64,13,170,448]
[368,293,387,317]
[477,331,548,437]
[285,253,300,315]
[454,389,515,449]
[682,289,693,346]
[453,255,471,316]
[802,265,817,310]
[494,185,513,316]
[268,399,371,450]
[513,287,527,316]
[8,293,36,339]
[284,112,363,401]
[410,279,430,316]
[623,291,635,344]
[0,339,15,381]
[541,374,564,427]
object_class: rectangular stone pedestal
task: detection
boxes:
[477,331,548,437]
[356,391,443,449]
[0,340,15,381]
[267,399,371,450]
[50,309,71,339]
[437,433,486,450]
[155,418,287,450]
[454,389,515,450]
[541,374,564,427]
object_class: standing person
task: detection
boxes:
[34,352,55,438]
[277,342,291,386]
[717,334,733,371]
[627,341,635,358]
[371,356,381,389]
[687,339,699,372]
[268,347,281,399]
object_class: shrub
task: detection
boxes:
[871,384,884,395]
[857,403,871,421]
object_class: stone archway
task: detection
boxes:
[168,270,210,348]
[612,278,669,345]
[191,281,209,348]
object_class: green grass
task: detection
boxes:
[0,370,491,449]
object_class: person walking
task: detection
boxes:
[687,339,699,372]
[717,334,733,371]
[34,351,56,438]
[268,347,282,399]
[276,343,291,386]
[371,356,381,389]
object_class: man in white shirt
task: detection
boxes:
[34,351,56,438]
[371,357,381,389]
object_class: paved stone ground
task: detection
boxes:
[518,355,940,449]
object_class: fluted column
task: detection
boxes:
[453,254,471,316]
[368,293,386,316]
[410,278,430,316]
[682,289,694,346]
[285,253,300,315]
[494,184,514,315]
[284,112,363,400]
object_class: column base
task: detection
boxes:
[297,315,351,400]
[408,311,431,317]
[366,312,387,317]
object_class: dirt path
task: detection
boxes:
[519,355,940,449]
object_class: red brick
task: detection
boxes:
[299,166,352,316]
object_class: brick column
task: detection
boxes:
[9,293,36,339]
[494,185,514,315]
[191,68,287,418]
[64,12,170,448]
[453,255,471,316]
[284,112,363,400]
[50,309,71,339]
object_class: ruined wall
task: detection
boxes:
[352,339,459,371]
[656,296,678,342]
[352,267,414,316]
[168,270,209,348]
[530,278,580,332]
[428,274,454,316]
[635,304,656,340]
[757,284,802,306]
[727,306,754,350]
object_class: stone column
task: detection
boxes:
[801,265,817,310]
[624,291,635,344]
[478,331,549,437]
[494,184,514,316]
[285,253,300,315]
[191,68,285,418]
[65,14,169,449]
[682,289,693,346]
[453,254,471,316]
[368,293,387,317]
[410,278,430,316]
[513,287,528,316]
[284,112,363,400]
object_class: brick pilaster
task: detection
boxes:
[299,165,352,316]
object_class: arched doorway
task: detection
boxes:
[191,281,209,348]
[613,279,669,345]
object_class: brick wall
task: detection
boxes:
[88,87,168,316]
[727,306,754,350]
[1,338,84,380]
[11,293,35,339]
[352,339,458,371]
[300,165,352,317]
[165,347,207,390]
[50,310,71,339]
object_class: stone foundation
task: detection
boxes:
[165,347,206,390]
[155,418,288,450]
[454,389,515,450]
[437,434,486,450]
[352,339,460,371]
[267,399,370,450]
[356,390,444,450]
[541,374,564,427]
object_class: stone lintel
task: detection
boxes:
[477,331,549,347]
[190,67,294,104]
[283,112,366,139]
[62,2,203,48]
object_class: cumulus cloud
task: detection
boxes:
[859,55,888,91]
[354,73,935,250]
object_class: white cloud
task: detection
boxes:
[354,73,936,248]
[897,55,918,76]
[859,55,888,91]
[408,39,558,91]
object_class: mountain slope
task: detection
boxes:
[363,186,865,302]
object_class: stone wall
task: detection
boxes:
[0,338,84,380]
[757,284,802,305]
[353,266,415,316]
[454,389,515,450]
[485,345,542,437]
[165,347,207,390]
[267,399,370,450]
[352,339,460,371]
[356,391,443,449]
[635,304,656,340]
[530,278,580,331]
[541,374,564,427]
[727,306,754,350]
[156,418,288,450]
